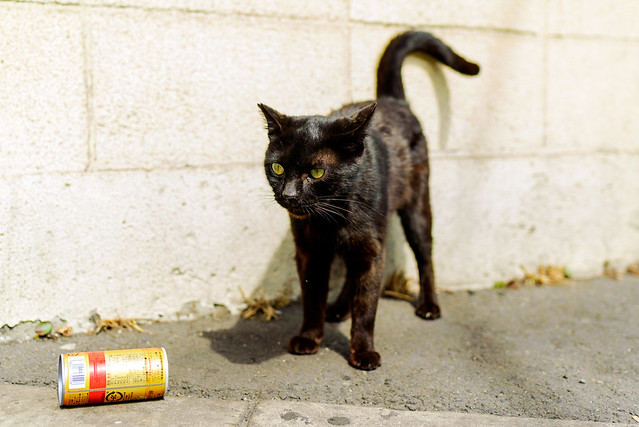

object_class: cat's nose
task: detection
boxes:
[282,181,298,199]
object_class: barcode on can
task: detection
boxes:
[68,356,86,389]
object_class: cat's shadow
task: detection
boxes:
[204,205,414,365]
[203,212,415,365]
[201,303,351,365]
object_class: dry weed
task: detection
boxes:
[55,326,73,337]
[625,261,639,277]
[496,265,572,289]
[383,270,417,302]
[34,322,73,339]
[240,282,294,322]
[89,315,146,335]
[603,261,624,280]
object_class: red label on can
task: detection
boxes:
[88,351,107,404]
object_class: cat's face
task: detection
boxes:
[259,103,376,220]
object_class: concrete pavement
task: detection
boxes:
[0,384,618,426]
[1,276,638,425]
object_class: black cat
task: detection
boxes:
[259,31,479,370]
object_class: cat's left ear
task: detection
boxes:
[337,102,377,136]
[329,102,377,155]
[350,101,377,133]
[258,103,287,136]
[344,102,377,134]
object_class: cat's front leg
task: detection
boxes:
[345,249,385,370]
[288,241,334,356]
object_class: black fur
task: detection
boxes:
[259,31,479,370]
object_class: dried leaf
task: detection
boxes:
[383,270,416,301]
[55,326,73,337]
[127,319,146,333]
[499,265,572,289]
[626,261,639,277]
[382,290,415,302]
[603,260,623,280]
[89,317,146,335]
[240,286,281,322]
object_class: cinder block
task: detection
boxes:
[88,9,350,170]
[428,153,639,288]
[546,37,639,152]
[3,153,638,327]
[0,165,295,328]
[350,0,545,34]
[0,3,87,175]
[351,27,545,155]
[548,0,639,39]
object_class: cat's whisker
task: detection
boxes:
[317,197,378,217]
[313,202,349,222]
[254,194,282,214]
[252,189,278,203]
[311,207,336,224]
[318,197,385,218]
[310,204,336,222]
[321,204,353,218]
[317,208,343,225]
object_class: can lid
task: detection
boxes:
[57,354,65,407]
[161,347,169,394]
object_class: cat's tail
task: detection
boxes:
[376,31,480,100]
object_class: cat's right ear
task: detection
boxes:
[258,103,286,136]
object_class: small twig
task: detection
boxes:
[382,290,415,302]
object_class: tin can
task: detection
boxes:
[58,347,168,407]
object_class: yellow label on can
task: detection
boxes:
[59,348,168,406]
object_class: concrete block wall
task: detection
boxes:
[1,0,638,330]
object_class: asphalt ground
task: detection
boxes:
[1,276,638,425]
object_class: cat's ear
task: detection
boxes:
[329,102,377,155]
[258,103,287,136]
[349,101,377,133]
[331,102,377,136]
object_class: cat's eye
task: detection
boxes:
[310,168,325,179]
[271,163,284,176]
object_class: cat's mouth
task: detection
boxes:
[277,198,313,219]
[283,204,312,219]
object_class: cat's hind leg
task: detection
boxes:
[326,279,351,322]
[398,183,441,320]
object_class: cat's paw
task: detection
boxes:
[288,336,319,355]
[326,304,350,323]
[349,351,381,371]
[415,302,441,320]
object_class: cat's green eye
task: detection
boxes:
[310,168,325,179]
[271,163,284,176]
